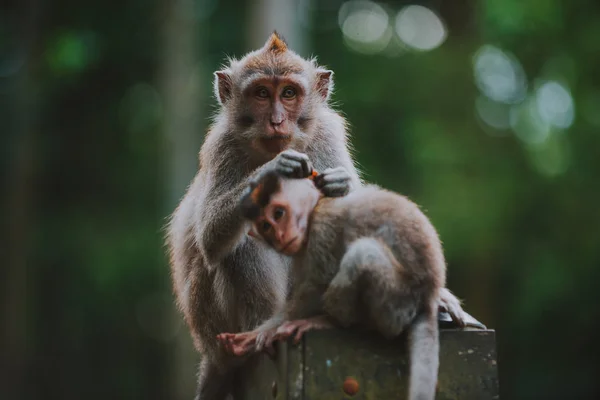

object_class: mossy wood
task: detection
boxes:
[273,328,499,400]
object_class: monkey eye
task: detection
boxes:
[281,86,296,99]
[261,221,272,232]
[255,87,269,99]
[273,207,285,220]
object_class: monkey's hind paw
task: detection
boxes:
[275,315,334,344]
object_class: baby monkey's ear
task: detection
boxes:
[240,184,262,220]
[239,170,283,220]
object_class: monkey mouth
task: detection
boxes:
[280,237,299,254]
[260,136,292,154]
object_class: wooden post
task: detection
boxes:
[274,328,499,400]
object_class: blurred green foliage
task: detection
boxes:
[2,0,600,399]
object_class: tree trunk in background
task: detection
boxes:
[1,0,40,399]
[158,0,203,399]
[246,0,310,56]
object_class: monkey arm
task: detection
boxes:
[198,180,251,265]
[198,150,316,265]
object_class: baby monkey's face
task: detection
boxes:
[252,179,317,255]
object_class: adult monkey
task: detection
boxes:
[166,32,475,399]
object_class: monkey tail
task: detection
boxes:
[407,310,439,400]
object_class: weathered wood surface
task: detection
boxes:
[273,328,499,400]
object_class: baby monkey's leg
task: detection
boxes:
[323,237,417,338]
[275,315,335,344]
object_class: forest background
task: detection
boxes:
[2,0,599,399]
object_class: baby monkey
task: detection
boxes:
[218,167,447,400]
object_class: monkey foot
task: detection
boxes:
[438,310,487,330]
[216,331,258,357]
[275,315,334,344]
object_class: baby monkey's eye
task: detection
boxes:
[281,86,296,99]
[261,221,272,232]
[255,87,269,99]
[273,207,285,220]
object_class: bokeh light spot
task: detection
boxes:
[535,81,574,129]
[475,95,511,132]
[510,96,551,145]
[473,45,527,104]
[339,1,391,54]
[394,5,447,51]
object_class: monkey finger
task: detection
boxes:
[277,160,304,176]
[275,323,298,340]
[276,166,297,177]
[316,171,350,185]
[278,158,312,178]
[280,149,309,162]
[293,327,308,344]
[255,332,266,352]
[320,183,350,197]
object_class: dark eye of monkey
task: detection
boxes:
[281,86,296,99]
[273,207,285,221]
[255,87,269,99]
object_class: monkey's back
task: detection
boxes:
[312,185,446,290]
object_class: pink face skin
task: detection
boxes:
[243,76,306,154]
[252,179,321,256]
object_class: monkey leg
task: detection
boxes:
[323,237,417,339]
[194,357,236,400]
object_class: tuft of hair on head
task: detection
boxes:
[264,31,288,54]
[239,170,283,220]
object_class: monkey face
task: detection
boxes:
[250,179,318,256]
[242,77,306,154]
[212,33,334,161]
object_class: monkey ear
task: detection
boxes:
[240,186,261,220]
[264,31,288,54]
[260,170,282,203]
[214,70,233,105]
[316,69,334,101]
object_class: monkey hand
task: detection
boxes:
[275,315,334,344]
[314,166,351,197]
[272,149,314,179]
